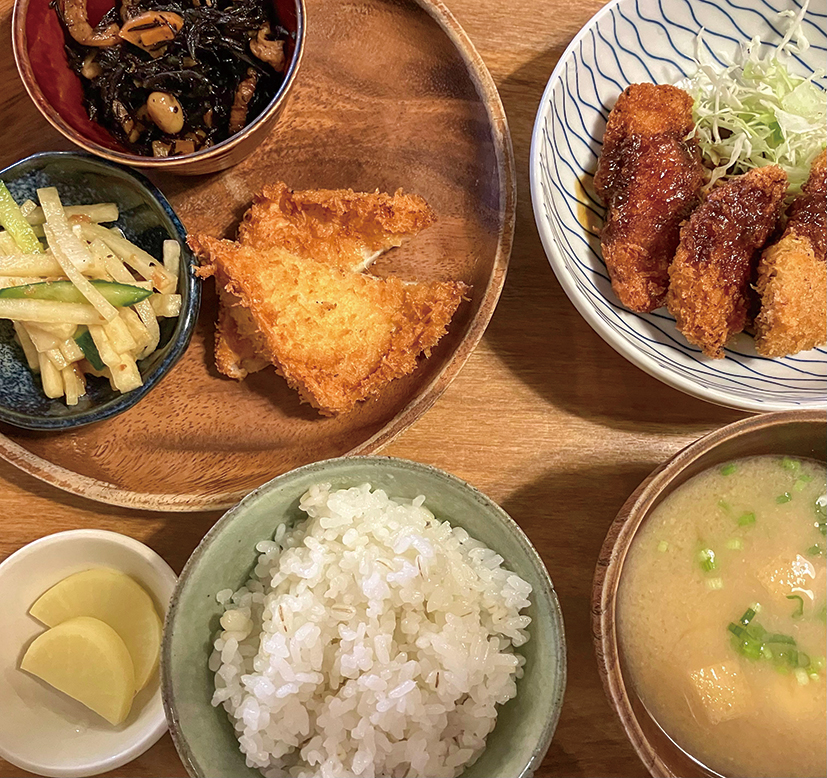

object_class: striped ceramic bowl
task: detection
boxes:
[530,0,826,412]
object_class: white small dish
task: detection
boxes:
[0,530,177,777]
[529,0,827,412]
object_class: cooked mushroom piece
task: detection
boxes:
[58,0,120,47]
[119,11,184,55]
[250,24,286,72]
[229,69,259,135]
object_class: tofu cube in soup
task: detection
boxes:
[688,663,753,725]
[757,554,816,602]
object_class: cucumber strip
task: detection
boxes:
[0,280,152,306]
[74,327,105,371]
[0,182,43,254]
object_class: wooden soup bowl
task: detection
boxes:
[592,409,827,778]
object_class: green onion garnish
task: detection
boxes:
[807,544,823,556]
[776,492,792,504]
[718,499,732,512]
[786,594,805,619]
[781,457,801,472]
[726,538,743,550]
[721,463,737,476]
[794,475,812,492]
[706,577,724,590]
[795,668,810,685]
[657,540,669,553]
[739,607,757,625]
[738,511,756,526]
[698,548,717,572]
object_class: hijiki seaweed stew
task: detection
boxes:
[53,0,292,157]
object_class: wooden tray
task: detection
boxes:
[0,0,515,512]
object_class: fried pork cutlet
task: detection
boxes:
[667,166,788,358]
[217,185,437,379]
[594,83,705,312]
[754,150,827,357]
[192,236,467,415]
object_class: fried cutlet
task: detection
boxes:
[217,185,437,378]
[192,236,467,415]
[754,150,826,357]
[594,83,705,312]
[667,166,788,358]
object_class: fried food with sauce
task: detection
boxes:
[594,83,705,312]
[217,185,437,379]
[192,236,467,415]
[754,150,826,357]
[667,166,788,358]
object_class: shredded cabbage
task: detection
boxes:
[678,0,826,195]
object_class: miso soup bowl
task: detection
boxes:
[12,0,305,175]
[592,409,827,778]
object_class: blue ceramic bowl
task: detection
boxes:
[0,151,200,430]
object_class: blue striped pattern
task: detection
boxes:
[530,0,827,412]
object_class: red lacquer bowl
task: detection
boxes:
[12,0,305,175]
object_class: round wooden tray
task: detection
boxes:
[0,0,515,511]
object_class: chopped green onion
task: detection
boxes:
[698,548,717,572]
[738,512,756,526]
[795,668,810,686]
[794,475,812,492]
[781,457,801,472]
[718,499,732,512]
[739,607,757,626]
[726,538,744,550]
[818,607,827,623]
[814,657,826,671]
[786,594,805,619]
[706,577,724,590]
[657,540,669,553]
[721,463,737,476]
[765,633,797,646]
[798,652,811,668]
[761,645,774,660]
[776,492,792,504]
[807,544,824,557]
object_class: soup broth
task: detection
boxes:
[619,455,827,778]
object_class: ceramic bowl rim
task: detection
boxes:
[161,455,567,778]
[527,0,827,414]
[11,0,306,170]
[0,150,201,430]
[0,528,177,777]
[591,408,827,778]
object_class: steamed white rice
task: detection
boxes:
[210,482,532,778]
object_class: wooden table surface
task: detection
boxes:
[0,0,746,775]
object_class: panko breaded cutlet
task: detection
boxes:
[594,83,705,312]
[216,185,437,379]
[667,166,788,358]
[192,236,467,415]
[754,150,827,357]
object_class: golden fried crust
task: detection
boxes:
[753,236,827,357]
[214,287,271,379]
[237,183,437,270]
[192,236,468,415]
[216,184,438,378]
[667,166,788,358]
[594,84,705,312]
[754,151,827,357]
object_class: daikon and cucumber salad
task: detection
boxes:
[0,181,181,405]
